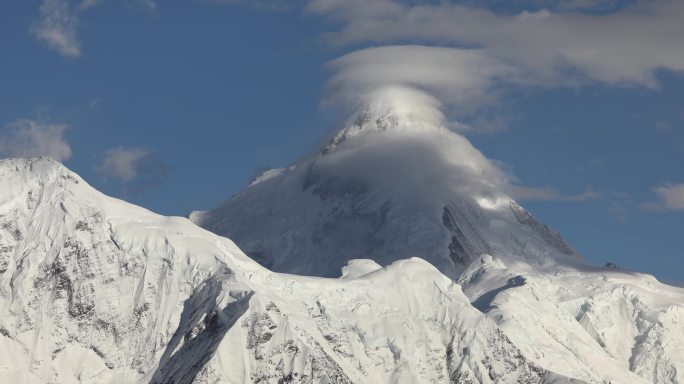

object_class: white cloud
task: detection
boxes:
[78,0,103,11]
[651,183,684,211]
[311,3,676,206]
[0,119,72,161]
[316,82,599,205]
[322,45,611,204]
[325,46,516,115]
[97,147,151,182]
[309,0,684,87]
[316,1,684,134]
[33,0,159,57]
[97,147,170,192]
[31,0,81,58]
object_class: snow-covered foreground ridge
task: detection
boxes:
[0,157,588,383]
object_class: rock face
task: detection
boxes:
[0,157,581,383]
[191,104,581,279]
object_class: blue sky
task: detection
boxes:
[1,0,683,284]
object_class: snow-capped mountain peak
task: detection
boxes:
[192,92,583,279]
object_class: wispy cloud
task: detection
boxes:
[97,147,151,182]
[508,186,601,203]
[97,147,170,192]
[31,0,81,58]
[32,0,158,57]
[77,0,103,11]
[645,183,684,211]
[130,0,157,13]
[0,119,72,161]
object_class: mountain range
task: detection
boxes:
[0,94,682,383]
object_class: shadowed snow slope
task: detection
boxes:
[0,157,583,383]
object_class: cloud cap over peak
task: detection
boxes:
[326,45,516,113]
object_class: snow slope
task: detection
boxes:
[0,157,580,383]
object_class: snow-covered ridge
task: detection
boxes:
[0,157,582,383]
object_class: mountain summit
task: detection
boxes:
[191,90,582,278]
